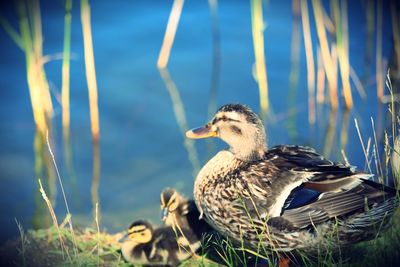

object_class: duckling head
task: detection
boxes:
[127,220,153,244]
[160,188,183,224]
[186,103,266,161]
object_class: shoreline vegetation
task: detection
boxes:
[0,209,399,266]
[1,0,400,266]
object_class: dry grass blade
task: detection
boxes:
[385,70,397,145]
[354,118,372,173]
[157,0,185,69]
[14,218,27,267]
[81,0,100,143]
[45,131,78,256]
[38,179,70,260]
[371,117,384,181]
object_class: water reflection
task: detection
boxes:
[206,0,221,157]
[159,68,201,177]
[287,0,301,141]
[339,109,350,151]
[91,143,101,225]
[63,132,79,210]
[322,109,338,159]
[32,130,54,229]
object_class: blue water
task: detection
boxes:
[0,0,396,244]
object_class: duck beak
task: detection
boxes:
[161,208,168,222]
[186,124,218,139]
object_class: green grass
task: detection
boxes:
[1,225,127,267]
[1,210,398,267]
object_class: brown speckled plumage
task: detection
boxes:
[187,103,399,253]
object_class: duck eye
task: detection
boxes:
[230,125,242,135]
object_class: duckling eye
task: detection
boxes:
[168,200,178,211]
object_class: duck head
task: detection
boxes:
[186,103,266,161]
[127,220,153,243]
[160,188,182,225]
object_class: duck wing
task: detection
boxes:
[239,145,395,222]
[269,179,397,231]
[258,145,398,230]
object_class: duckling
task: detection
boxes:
[160,188,213,240]
[121,220,201,266]
[185,103,399,256]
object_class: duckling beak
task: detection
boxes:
[186,124,218,139]
[161,208,168,221]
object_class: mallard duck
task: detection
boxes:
[160,187,213,240]
[121,220,201,266]
[185,103,399,255]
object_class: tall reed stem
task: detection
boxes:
[157,0,185,69]
[376,0,383,101]
[31,0,53,118]
[312,0,338,109]
[333,0,353,109]
[251,0,269,116]
[62,0,72,140]
[17,0,48,135]
[390,0,400,78]
[300,0,316,124]
[81,0,100,143]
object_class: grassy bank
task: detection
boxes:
[0,207,399,266]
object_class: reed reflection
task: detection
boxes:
[323,109,338,159]
[159,68,201,177]
[32,130,54,230]
[287,0,301,141]
[91,143,101,225]
[206,0,221,158]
